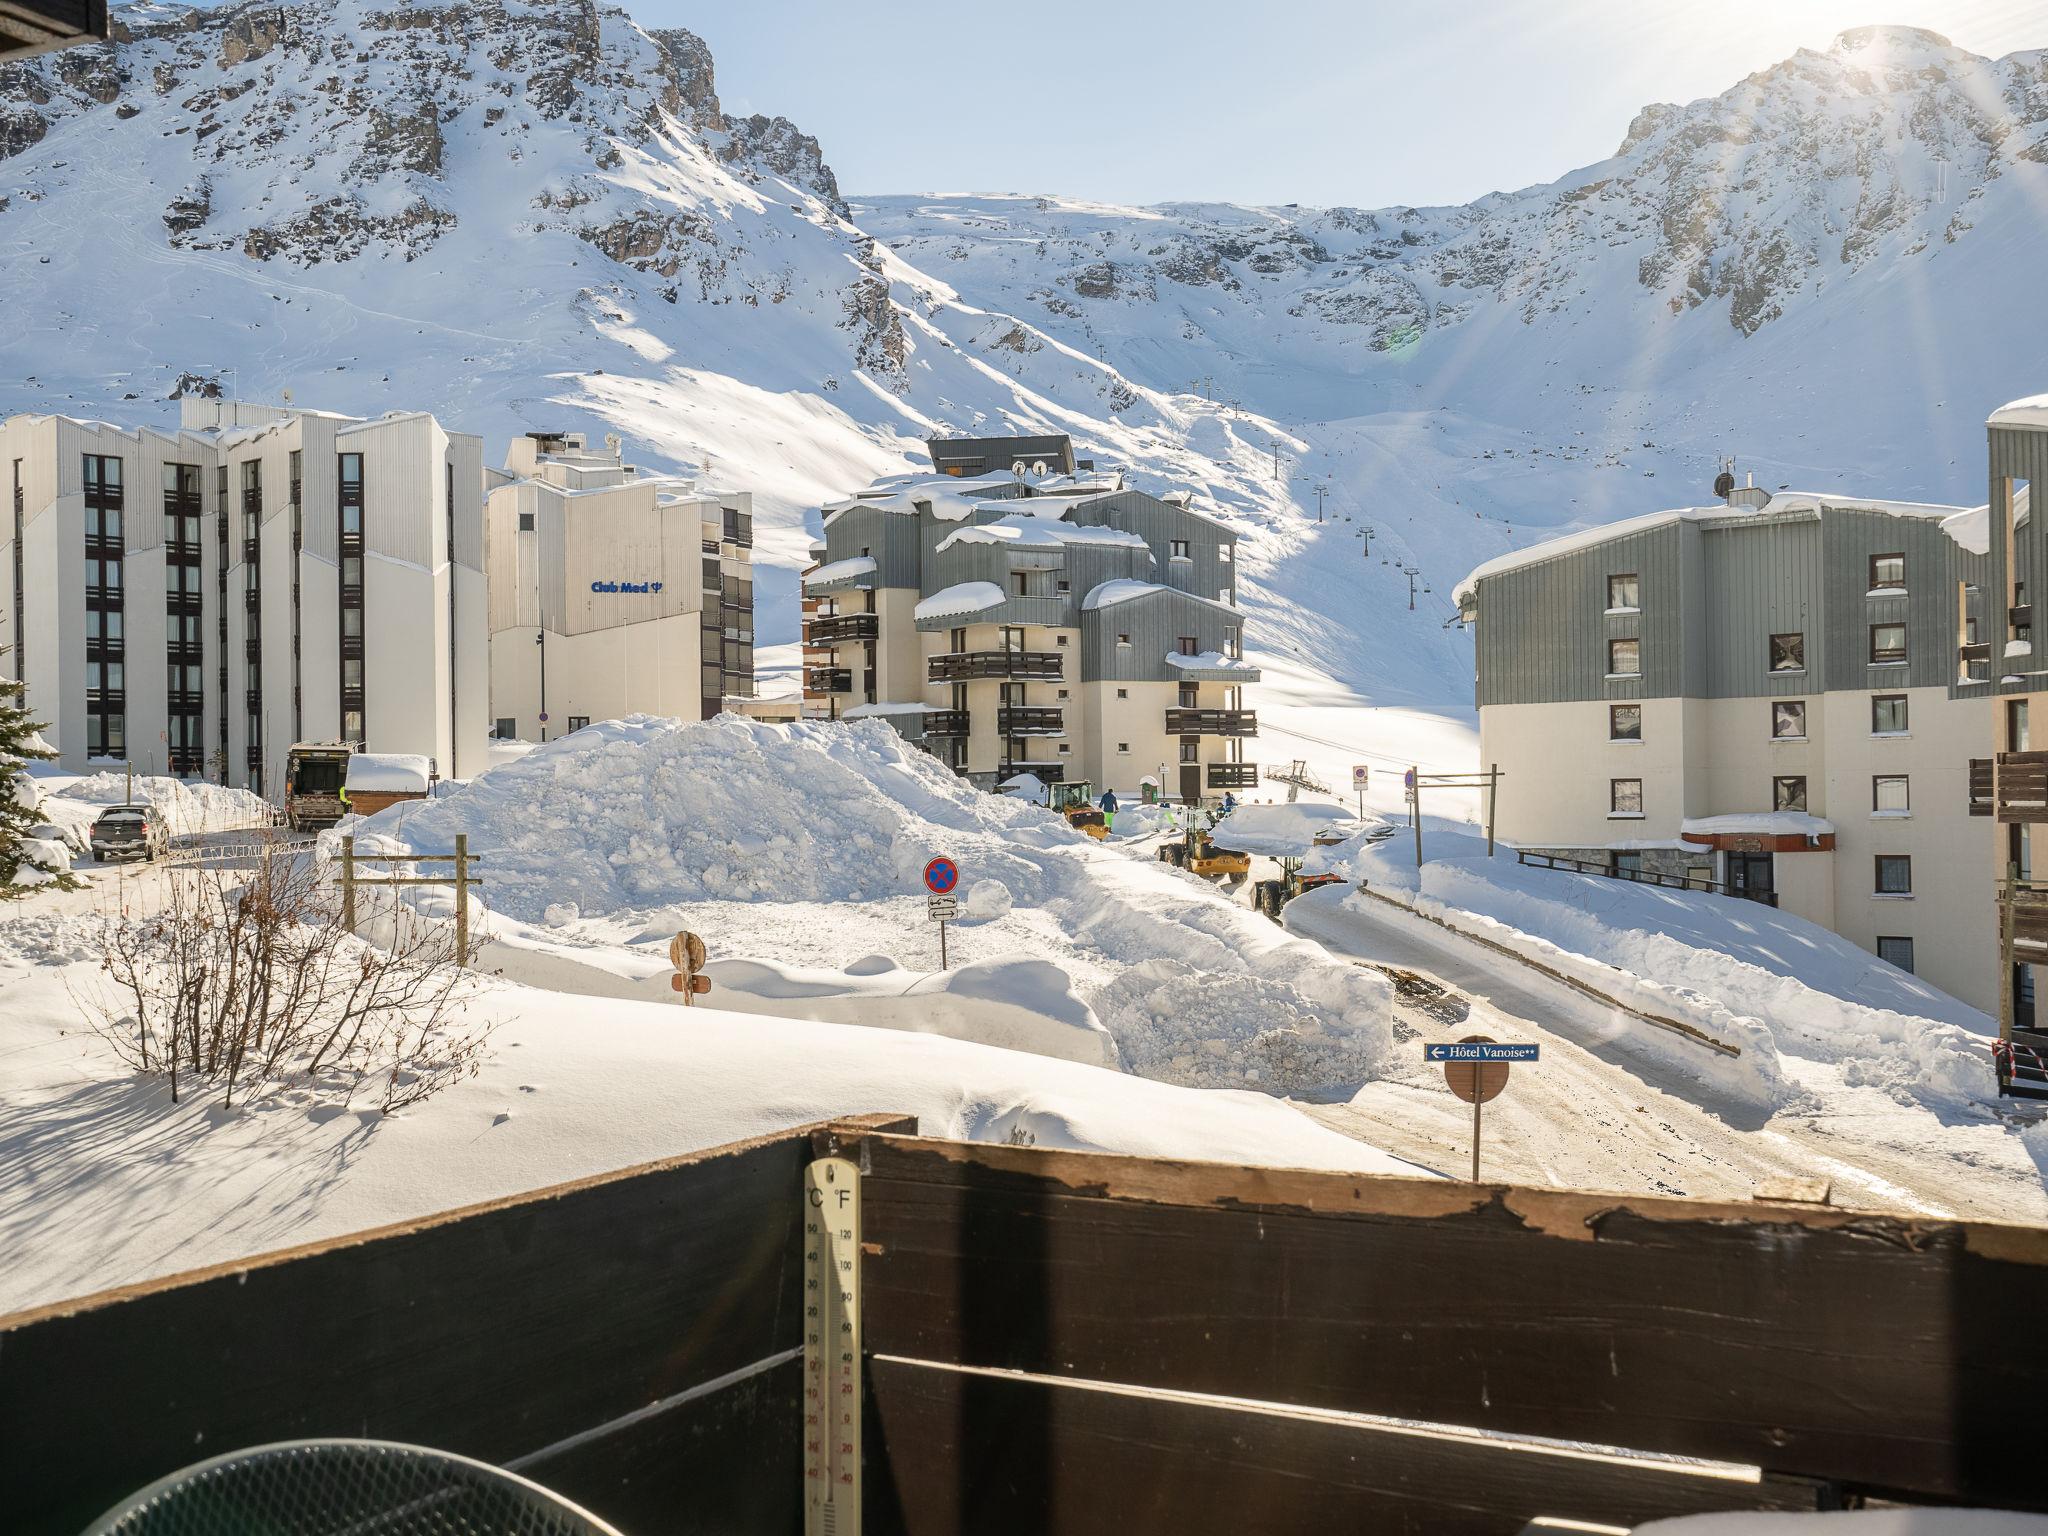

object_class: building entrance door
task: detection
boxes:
[1727,852,1775,904]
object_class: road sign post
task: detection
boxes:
[924,857,960,972]
[1426,1036,1537,1181]
[669,929,709,1005]
[1352,764,1369,820]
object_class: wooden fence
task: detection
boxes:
[4,1117,2044,1534]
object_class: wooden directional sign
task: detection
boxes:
[669,930,707,973]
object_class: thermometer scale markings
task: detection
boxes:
[803,1156,861,1535]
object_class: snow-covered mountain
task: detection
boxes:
[3,6,2046,749]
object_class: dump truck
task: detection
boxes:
[283,741,356,832]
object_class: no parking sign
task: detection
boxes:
[923,856,959,896]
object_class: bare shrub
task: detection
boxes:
[85,838,490,1113]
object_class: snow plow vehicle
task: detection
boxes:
[1253,865,1346,920]
[1158,818,1250,884]
[1050,780,1110,841]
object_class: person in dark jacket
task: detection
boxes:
[1099,787,1118,831]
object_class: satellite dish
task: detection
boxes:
[280,388,293,408]
[604,433,622,457]
[1011,460,1028,476]
[1031,459,1049,477]
[1713,469,1736,499]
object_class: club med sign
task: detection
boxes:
[590,580,664,594]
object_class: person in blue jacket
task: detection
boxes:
[1099,787,1118,831]
[1221,791,1238,816]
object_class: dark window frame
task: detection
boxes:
[1873,774,1910,814]
[1874,855,1913,896]
[1610,777,1644,816]
[1609,703,1642,741]
[1875,935,1915,973]
[1869,622,1907,665]
[1872,694,1909,735]
[1772,775,1808,813]
[1771,700,1807,740]
[1869,552,1906,591]
[1769,632,1805,673]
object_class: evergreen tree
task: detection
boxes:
[0,640,61,891]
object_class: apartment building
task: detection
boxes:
[803,438,1257,802]
[483,432,754,741]
[1454,482,1995,1012]
[1,399,487,795]
[1961,396,2046,1052]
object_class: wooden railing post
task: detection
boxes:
[453,834,469,968]
[340,834,356,937]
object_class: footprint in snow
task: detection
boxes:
[517,1084,542,1094]
[493,1111,514,1126]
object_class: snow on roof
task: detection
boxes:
[346,753,434,792]
[934,517,1150,554]
[1454,491,1976,606]
[1164,650,1260,679]
[1082,579,1239,616]
[1941,482,2030,556]
[802,555,877,591]
[821,473,1014,526]
[1990,394,2048,430]
[914,580,1006,621]
[840,702,934,718]
[1679,812,1835,839]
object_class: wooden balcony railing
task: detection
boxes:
[807,612,878,645]
[1971,757,1995,816]
[928,650,1063,683]
[1989,751,2048,823]
[1166,708,1258,737]
[997,706,1063,737]
[805,666,852,693]
[923,710,969,737]
[1206,762,1259,789]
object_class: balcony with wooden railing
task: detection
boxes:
[1982,751,2048,822]
[807,611,878,646]
[923,709,969,737]
[928,650,1063,683]
[997,705,1063,737]
[1166,708,1258,737]
[1206,762,1258,789]
[804,665,852,694]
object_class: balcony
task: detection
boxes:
[2014,604,2035,631]
[243,588,260,612]
[929,650,1063,684]
[167,689,204,714]
[1960,641,1991,683]
[1166,708,1259,737]
[808,612,879,645]
[340,585,363,608]
[999,759,1064,784]
[243,537,260,566]
[1206,762,1259,789]
[245,688,263,713]
[1986,751,2048,823]
[165,538,202,562]
[1971,758,1994,817]
[924,709,970,737]
[997,705,1064,738]
[805,666,853,694]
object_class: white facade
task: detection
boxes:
[484,432,754,742]
[1,400,487,796]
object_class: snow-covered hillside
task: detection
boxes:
[4,10,2046,790]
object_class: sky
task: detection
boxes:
[666,0,2048,207]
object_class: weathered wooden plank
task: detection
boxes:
[523,1356,805,1536]
[0,1122,846,1535]
[849,1133,2048,1506]
[862,1357,1826,1536]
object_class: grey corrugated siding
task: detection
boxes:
[1080,589,1242,683]
[1475,505,1990,707]
[1063,490,1235,604]
[1987,424,2048,698]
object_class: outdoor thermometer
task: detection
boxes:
[803,1156,862,1535]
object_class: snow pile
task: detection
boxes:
[802,556,876,590]
[352,716,1395,1094]
[1327,827,1994,1114]
[39,770,274,837]
[1216,800,1380,857]
[347,754,433,793]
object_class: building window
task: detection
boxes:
[1874,855,1913,896]
[1057,579,1070,595]
[1773,775,1808,813]
[1611,851,1643,879]
[1180,739,1199,764]
[1609,703,1642,741]
[495,718,516,740]
[1876,936,1915,973]
[1177,635,1198,655]
[1869,553,1905,591]
[1872,694,1908,735]
[1168,539,1190,560]
[1055,634,1069,646]
[1771,700,1807,739]
[1869,623,1906,664]
[1059,743,1071,754]
[1607,638,1640,677]
[1610,778,1643,817]
[1115,687,1128,699]
[1607,573,1639,611]
[1117,742,1130,753]
[567,716,590,733]
[1769,632,1804,673]
[518,511,535,532]
[1116,633,1131,647]
[1874,775,1909,814]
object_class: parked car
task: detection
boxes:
[89,806,169,863]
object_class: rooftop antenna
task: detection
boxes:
[280,387,293,409]
[604,432,622,458]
